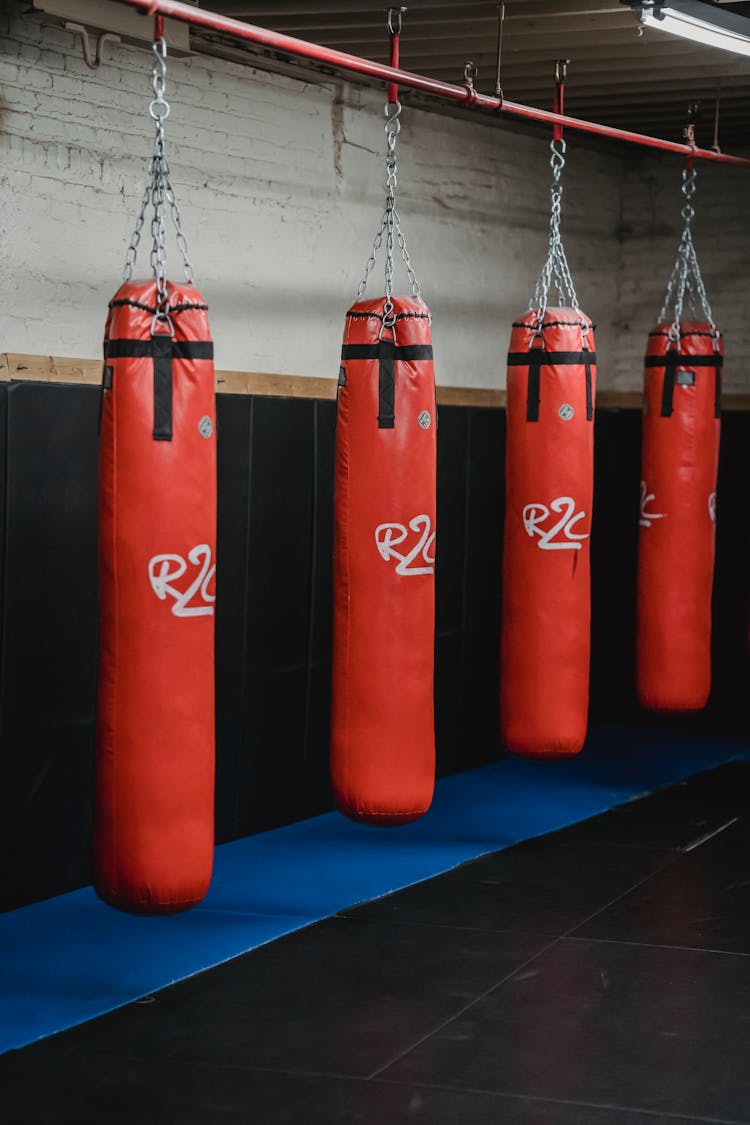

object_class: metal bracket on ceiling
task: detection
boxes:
[64,21,121,69]
[682,100,700,146]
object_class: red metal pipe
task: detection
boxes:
[115,0,750,169]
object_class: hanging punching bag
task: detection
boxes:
[500,104,596,759]
[636,163,721,713]
[330,41,436,824]
[331,296,437,823]
[501,308,596,757]
[94,32,216,914]
[94,280,217,914]
[636,322,722,712]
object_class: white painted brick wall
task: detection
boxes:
[0,1,746,389]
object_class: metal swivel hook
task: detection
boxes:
[386,6,407,36]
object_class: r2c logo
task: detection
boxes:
[375,515,435,576]
[640,481,666,528]
[148,544,216,617]
[522,497,589,551]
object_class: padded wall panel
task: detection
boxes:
[214,394,253,843]
[298,399,336,818]
[462,407,505,763]
[0,384,99,911]
[235,396,317,836]
[434,406,471,775]
[710,412,750,733]
[589,410,642,725]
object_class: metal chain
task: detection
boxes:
[356,99,423,327]
[529,139,585,334]
[658,165,717,347]
[122,37,195,333]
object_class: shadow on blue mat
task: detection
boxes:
[2,724,749,1054]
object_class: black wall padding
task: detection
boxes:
[589,409,643,726]
[0,386,748,912]
[0,384,100,913]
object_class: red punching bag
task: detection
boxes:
[95,282,216,914]
[636,323,722,711]
[94,34,216,913]
[636,164,721,713]
[501,309,596,757]
[331,72,436,823]
[500,118,596,758]
[331,295,437,823]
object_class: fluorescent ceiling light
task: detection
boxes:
[624,1,750,57]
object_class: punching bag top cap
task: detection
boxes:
[648,321,722,343]
[109,279,209,318]
[346,295,430,322]
[513,307,596,333]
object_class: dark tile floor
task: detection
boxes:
[2,762,750,1124]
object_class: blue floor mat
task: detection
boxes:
[2,724,749,1055]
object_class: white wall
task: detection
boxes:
[0,1,746,390]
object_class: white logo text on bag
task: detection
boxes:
[640,481,666,528]
[708,492,717,523]
[522,497,589,551]
[148,544,216,617]
[375,515,435,575]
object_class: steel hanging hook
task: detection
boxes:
[64,22,121,70]
[463,60,479,105]
[682,101,700,148]
[386,6,407,36]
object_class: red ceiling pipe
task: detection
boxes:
[114,0,750,169]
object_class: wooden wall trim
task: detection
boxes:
[3,353,750,411]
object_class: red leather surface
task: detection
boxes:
[331,296,437,824]
[500,308,596,758]
[636,322,721,712]
[94,280,217,913]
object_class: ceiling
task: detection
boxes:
[193,0,750,150]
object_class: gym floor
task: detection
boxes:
[1,762,748,1124]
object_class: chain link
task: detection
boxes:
[356,100,423,327]
[658,164,717,348]
[529,139,585,336]
[122,37,194,334]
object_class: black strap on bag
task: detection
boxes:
[340,342,433,428]
[104,338,214,440]
[507,350,596,423]
[645,351,722,418]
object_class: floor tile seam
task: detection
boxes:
[364,933,564,1079]
[563,934,750,959]
[370,1075,750,1124]
[560,847,691,941]
[365,849,692,1079]
[681,817,740,853]
[551,841,682,854]
[335,914,565,938]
